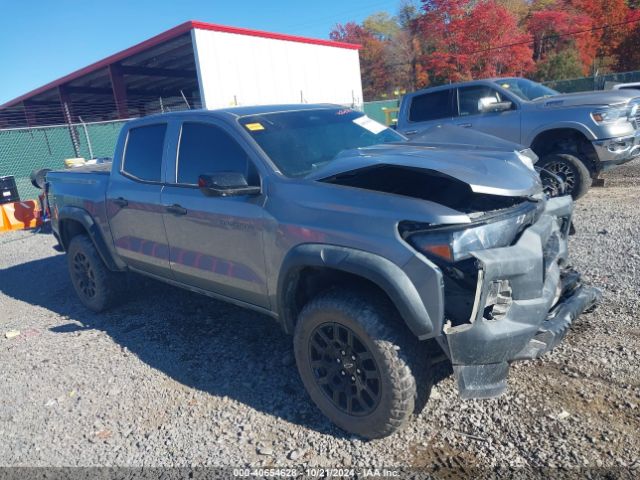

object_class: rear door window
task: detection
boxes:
[122,124,167,182]
[408,89,453,122]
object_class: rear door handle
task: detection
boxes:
[165,204,187,215]
[404,130,418,135]
[113,197,128,207]
[456,123,472,128]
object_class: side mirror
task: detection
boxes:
[478,97,513,113]
[198,172,261,197]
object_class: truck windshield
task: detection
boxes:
[495,78,559,101]
[239,108,405,177]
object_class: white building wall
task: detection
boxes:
[192,28,363,110]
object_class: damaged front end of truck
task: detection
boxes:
[400,194,600,398]
[317,143,601,399]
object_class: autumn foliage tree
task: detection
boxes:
[615,9,640,71]
[330,22,390,101]
[330,0,640,100]
[568,0,630,63]
[417,0,534,84]
[527,4,597,76]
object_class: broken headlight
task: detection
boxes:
[400,202,540,262]
[483,279,512,321]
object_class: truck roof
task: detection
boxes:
[136,103,343,122]
[405,78,507,95]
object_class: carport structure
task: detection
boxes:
[0,21,362,129]
[0,24,198,128]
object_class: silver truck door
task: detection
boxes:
[106,122,172,278]
[455,85,521,143]
[160,120,269,308]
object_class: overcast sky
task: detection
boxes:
[0,0,400,104]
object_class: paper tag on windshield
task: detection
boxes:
[353,115,386,134]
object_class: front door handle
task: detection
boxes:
[404,130,418,135]
[165,204,187,215]
[456,123,472,128]
[113,197,128,207]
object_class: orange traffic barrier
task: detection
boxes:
[0,200,42,232]
[0,205,9,232]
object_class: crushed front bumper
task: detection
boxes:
[440,196,601,399]
[592,129,640,170]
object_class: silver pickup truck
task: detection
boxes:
[397,77,640,199]
[44,105,599,439]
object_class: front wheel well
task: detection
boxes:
[530,128,599,175]
[281,267,401,334]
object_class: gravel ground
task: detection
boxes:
[1,161,639,475]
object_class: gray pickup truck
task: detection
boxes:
[45,105,599,439]
[397,77,640,199]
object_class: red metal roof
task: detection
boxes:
[190,21,360,50]
[0,20,360,109]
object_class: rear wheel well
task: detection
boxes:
[59,219,89,250]
[282,267,401,334]
[530,128,599,175]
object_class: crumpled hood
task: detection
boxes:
[409,124,528,152]
[534,90,639,108]
[306,143,542,197]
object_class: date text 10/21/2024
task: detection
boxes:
[232,468,401,477]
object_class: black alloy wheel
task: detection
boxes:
[66,234,124,312]
[72,251,97,299]
[294,289,425,439]
[309,322,381,416]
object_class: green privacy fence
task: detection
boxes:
[0,120,126,200]
[363,99,400,125]
[543,70,640,93]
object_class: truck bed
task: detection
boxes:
[47,166,112,246]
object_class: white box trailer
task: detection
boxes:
[191,22,363,110]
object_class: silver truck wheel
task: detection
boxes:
[294,289,423,439]
[537,153,591,200]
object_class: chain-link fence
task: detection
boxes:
[0,119,127,200]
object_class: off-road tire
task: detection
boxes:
[537,153,591,200]
[67,235,122,312]
[294,289,424,439]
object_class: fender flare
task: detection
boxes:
[276,244,441,339]
[58,206,126,272]
[525,122,597,148]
